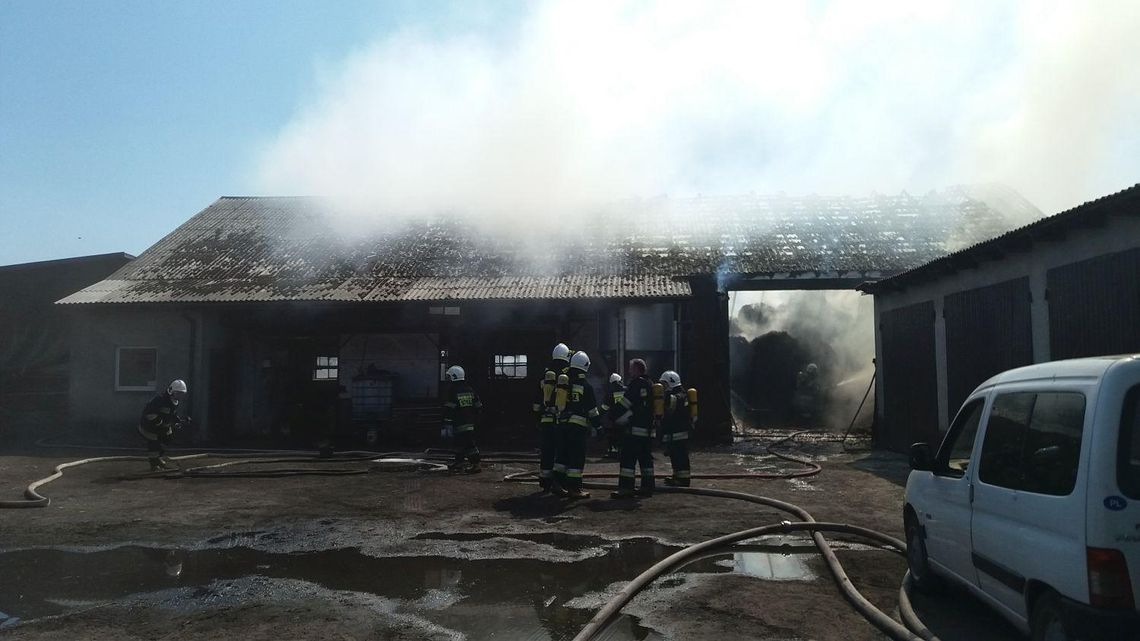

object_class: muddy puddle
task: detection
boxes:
[0,533,823,640]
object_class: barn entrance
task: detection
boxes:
[727,289,875,432]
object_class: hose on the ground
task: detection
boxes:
[570,519,917,641]
[5,437,936,641]
[0,451,458,506]
[0,454,207,508]
[555,481,938,641]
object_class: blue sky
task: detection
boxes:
[2,1,1138,265]
[0,1,511,264]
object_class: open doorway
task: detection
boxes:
[727,290,875,433]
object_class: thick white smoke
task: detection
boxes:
[255,0,1140,228]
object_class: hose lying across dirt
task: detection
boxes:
[0,451,451,508]
[2,436,936,640]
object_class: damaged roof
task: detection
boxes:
[859,182,1140,294]
[60,187,1037,304]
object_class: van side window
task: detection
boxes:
[1022,393,1085,495]
[936,399,985,477]
[1120,386,1140,500]
[979,393,1035,489]
[979,392,1086,496]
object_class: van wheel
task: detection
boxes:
[1030,591,1072,641]
[905,515,941,593]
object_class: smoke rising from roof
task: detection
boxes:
[255,0,1140,229]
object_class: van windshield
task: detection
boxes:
[1121,386,1140,500]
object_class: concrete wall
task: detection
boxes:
[872,214,1140,445]
[67,306,227,441]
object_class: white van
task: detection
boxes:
[904,355,1140,641]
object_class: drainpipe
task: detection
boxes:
[182,311,199,440]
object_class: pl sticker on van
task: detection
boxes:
[1104,496,1128,511]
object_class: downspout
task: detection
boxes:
[182,311,199,440]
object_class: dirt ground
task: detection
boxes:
[0,436,1023,641]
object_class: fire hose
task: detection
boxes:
[0,450,453,508]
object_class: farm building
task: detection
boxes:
[54,187,1036,447]
[862,183,1140,452]
[0,252,134,446]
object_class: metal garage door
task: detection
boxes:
[1048,247,1140,360]
[879,301,939,452]
[944,277,1033,420]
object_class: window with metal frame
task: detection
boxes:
[313,356,339,381]
[492,354,528,379]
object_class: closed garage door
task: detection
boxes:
[879,301,939,452]
[944,277,1033,420]
[1048,247,1140,360]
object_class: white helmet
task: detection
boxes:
[445,365,465,381]
[552,343,571,362]
[570,351,591,371]
[167,379,188,404]
[805,363,818,375]
[659,370,681,389]
[609,373,623,384]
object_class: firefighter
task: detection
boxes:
[659,370,694,487]
[598,373,626,458]
[554,350,601,500]
[139,379,189,472]
[611,358,655,499]
[794,362,821,421]
[443,365,482,473]
[532,343,572,494]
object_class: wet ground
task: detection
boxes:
[0,535,831,639]
[0,437,1024,641]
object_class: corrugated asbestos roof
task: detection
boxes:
[60,186,1036,304]
[859,183,1140,294]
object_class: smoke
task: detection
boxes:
[254,0,1140,230]
[729,290,875,429]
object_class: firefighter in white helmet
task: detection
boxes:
[552,350,600,499]
[139,379,190,472]
[532,343,572,494]
[658,370,693,487]
[598,372,626,458]
[443,365,483,473]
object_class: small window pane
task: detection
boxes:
[313,355,338,382]
[979,393,1034,490]
[491,354,527,379]
[117,348,157,390]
